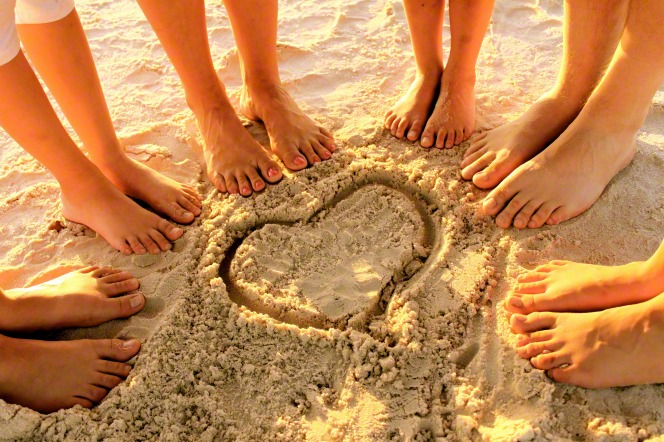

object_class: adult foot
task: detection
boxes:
[481,107,636,229]
[98,156,202,224]
[61,177,184,255]
[239,84,336,171]
[0,335,140,413]
[505,258,664,315]
[384,70,440,141]
[194,101,283,196]
[420,71,475,149]
[0,267,144,332]
[461,91,583,189]
[510,295,664,388]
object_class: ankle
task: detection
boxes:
[0,291,18,332]
[415,66,443,82]
[644,252,664,293]
[185,81,233,118]
[442,69,476,92]
[243,81,284,101]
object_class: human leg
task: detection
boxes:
[483,0,664,229]
[0,266,145,332]
[461,0,628,188]
[136,0,283,196]
[420,0,494,149]
[505,240,664,315]
[0,334,140,412]
[0,51,183,254]
[384,0,444,142]
[223,0,337,169]
[16,7,201,223]
[510,292,664,388]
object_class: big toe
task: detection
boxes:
[259,159,283,184]
[278,147,308,171]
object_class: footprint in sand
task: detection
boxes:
[221,183,436,330]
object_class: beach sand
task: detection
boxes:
[1,0,663,440]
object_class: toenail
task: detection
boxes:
[408,130,416,138]
[121,339,138,349]
[295,156,306,165]
[422,136,431,144]
[130,295,143,309]
[242,187,250,194]
[515,315,527,322]
[172,227,183,235]
[268,168,279,177]
[484,198,497,209]
[510,297,524,308]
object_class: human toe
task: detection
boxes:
[495,195,530,228]
[127,237,147,255]
[396,118,410,139]
[157,218,183,242]
[407,121,424,141]
[510,311,557,334]
[300,144,321,165]
[92,338,141,361]
[312,141,332,160]
[528,202,558,229]
[513,200,542,229]
[280,148,307,171]
[258,158,283,183]
[236,174,254,197]
[420,128,435,148]
[531,351,570,371]
[517,340,561,360]
[461,152,493,181]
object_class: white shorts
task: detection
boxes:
[0,0,75,66]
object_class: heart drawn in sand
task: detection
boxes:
[220,183,436,330]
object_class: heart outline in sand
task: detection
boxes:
[219,178,440,331]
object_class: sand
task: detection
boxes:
[1,0,663,440]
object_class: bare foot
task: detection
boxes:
[0,335,140,413]
[510,294,664,388]
[504,258,664,315]
[0,267,144,332]
[461,91,583,189]
[384,71,440,141]
[61,177,184,255]
[98,156,202,224]
[420,72,475,149]
[194,102,283,197]
[481,109,636,229]
[239,84,336,170]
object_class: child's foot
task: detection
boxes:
[0,335,140,413]
[510,295,664,388]
[61,177,184,255]
[239,84,336,171]
[505,258,664,315]
[0,267,144,332]
[481,108,636,229]
[420,72,475,149]
[461,91,583,189]
[194,101,283,196]
[384,70,441,141]
[98,156,202,224]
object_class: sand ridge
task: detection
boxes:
[1,0,663,440]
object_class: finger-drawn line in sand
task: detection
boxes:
[220,177,441,331]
